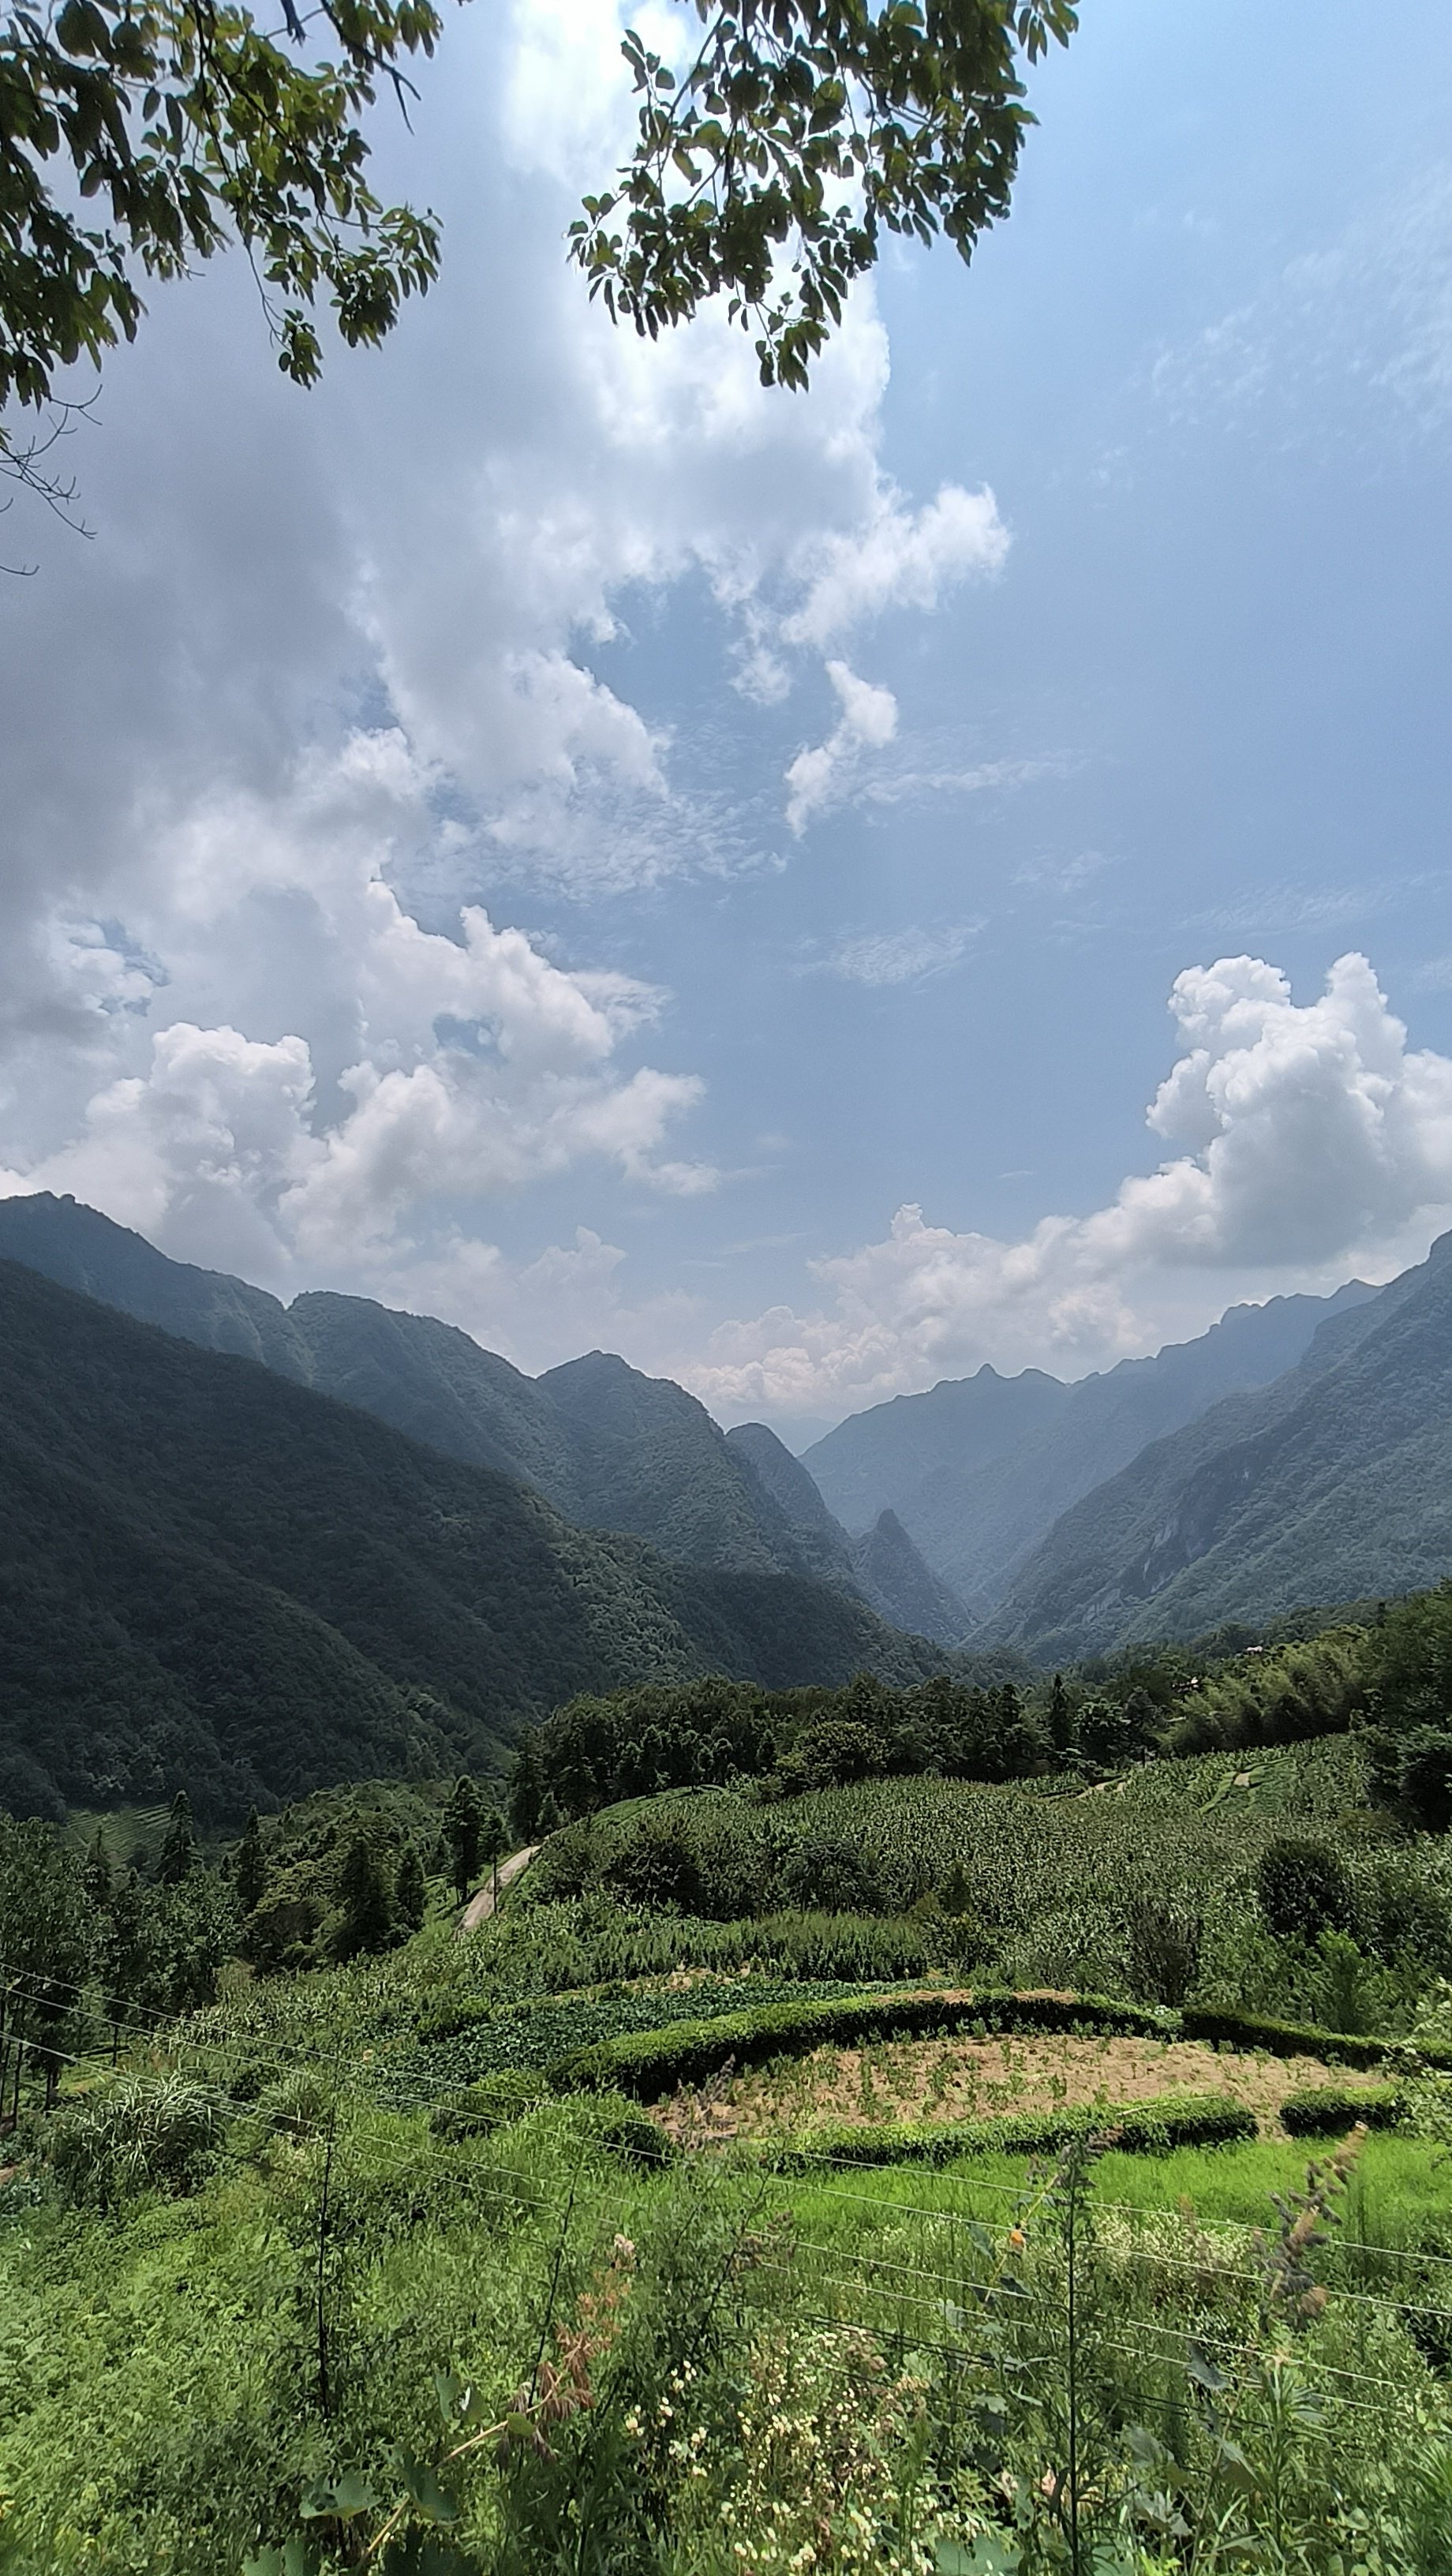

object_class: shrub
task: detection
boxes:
[777,1832,883,1913]
[428,2069,547,2138]
[46,2075,221,2209]
[1393,1730,1452,1834]
[756,2091,1258,2172]
[554,1987,1173,2101]
[1124,1896,1203,2007]
[1280,2084,1405,2136]
[1256,1835,1353,1942]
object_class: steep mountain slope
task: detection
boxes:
[987,1236,1452,1661]
[805,1366,1070,1542]
[725,1422,971,1643]
[0,1262,945,1821]
[804,1285,1372,1610]
[0,1196,840,1591]
[851,1510,972,1644]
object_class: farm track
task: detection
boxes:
[458,1844,538,1934]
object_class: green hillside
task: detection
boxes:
[0,1261,942,1822]
[0,1193,864,1597]
[988,1233,1452,1660]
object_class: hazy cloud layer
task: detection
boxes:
[688,953,1452,1417]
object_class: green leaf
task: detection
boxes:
[300,2469,379,2519]
[390,2449,460,2526]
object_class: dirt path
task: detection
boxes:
[458,1843,539,1934]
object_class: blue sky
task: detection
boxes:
[3,0,1452,1438]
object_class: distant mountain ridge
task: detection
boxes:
[0,1196,883,1595]
[984,1234,1452,1658]
[725,1422,971,1642]
[804,1282,1375,1612]
[0,1259,947,1821]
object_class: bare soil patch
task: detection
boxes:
[653,2031,1384,2144]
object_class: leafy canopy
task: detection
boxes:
[571,0,1077,388]
[1,0,441,487]
[2,0,1076,496]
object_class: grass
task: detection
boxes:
[780,2128,1452,2256]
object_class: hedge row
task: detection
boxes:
[1179,2006,1452,2073]
[1279,2084,1406,2137]
[552,1986,1173,2100]
[750,2091,1259,2174]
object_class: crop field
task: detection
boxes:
[653,2027,1385,2143]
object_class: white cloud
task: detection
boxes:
[685,952,1452,1417]
[785,660,899,834]
[819,923,982,987]
[0,734,714,1275]
[781,483,1009,650]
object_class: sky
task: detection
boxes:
[4,0,1452,1442]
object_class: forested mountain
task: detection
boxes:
[805,1282,1373,1610]
[850,1509,973,1642]
[0,1196,855,1595]
[724,1421,970,1643]
[0,1260,945,1822]
[986,1233,1452,1660]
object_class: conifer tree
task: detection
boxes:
[395,1843,427,1934]
[442,1777,484,1904]
[155,1791,199,1887]
[338,1831,394,1956]
[81,1825,113,1911]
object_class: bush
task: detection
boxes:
[1256,1836,1353,1942]
[755,2091,1258,2172]
[554,1987,1174,2102]
[777,1833,883,1914]
[1393,1730,1452,1834]
[1279,2084,1405,2136]
[1124,1896,1203,2007]
[428,2069,547,2138]
[46,2075,222,2209]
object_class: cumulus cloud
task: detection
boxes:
[0,733,713,1279]
[781,483,1009,650]
[686,952,1452,1418]
[785,661,899,833]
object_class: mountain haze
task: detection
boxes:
[725,1421,970,1642]
[806,1285,1373,1612]
[0,1260,945,1822]
[987,1237,1452,1659]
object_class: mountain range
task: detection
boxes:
[983,1231,1452,1659]
[0,1256,947,1822]
[0,1193,969,1646]
[803,1281,1375,1616]
[5,1189,1452,1762]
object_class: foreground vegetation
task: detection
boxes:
[9,1587,1452,2567]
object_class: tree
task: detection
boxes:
[1,0,441,497]
[2,0,1076,503]
[155,1789,199,1886]
[1047,1673,1076,1759]
[234,1807,267,1915]
[81,1823,112,1909]
[572,0,1076,388]
[395,1840,426,1932]
[336,1827,394,1956]
[442,1774,483,1905]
